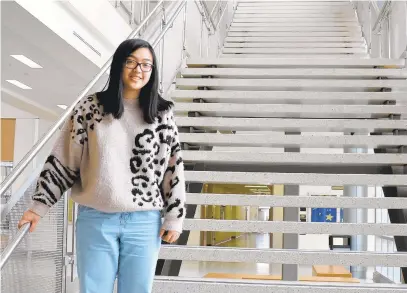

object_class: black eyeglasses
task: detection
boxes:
[124,59,154,72]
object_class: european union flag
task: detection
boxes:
[311,208,337,222]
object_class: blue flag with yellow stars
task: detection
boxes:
[311,208,337,222]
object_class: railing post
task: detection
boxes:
[387,15,392,58]
[200,11,204,58]
[61,193,69,293]
[159,3,166,95]
[70,202,77,282]
[368,3,372,55]
[140,0,144,25]
[181,1,188,62]
[130,0,136,26]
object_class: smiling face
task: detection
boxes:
[122,47,154,93]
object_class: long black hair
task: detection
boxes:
[97,39,173,123]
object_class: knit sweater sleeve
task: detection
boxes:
[160,112,186,233]
[29,102,86,217]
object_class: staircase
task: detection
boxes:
[154,0,407,292]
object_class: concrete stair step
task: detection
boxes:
[153,277,407,293]
[182,218,407,235]
[186,193,407,209]
[233,18,358,23]
[159,246,407,267]
[235,11,354,16]
[174,103,407,118]
[185,170,407,186]
[222,48,366,54]
[228,27,361,32]
[236,6,353,10]
[231,22,360,27]
[228,31,362,37]
[182,151,407,167]
[176,117,406,132]
[171,90,407,104]
[224,42,366,48]
[181,68,406,78]
[186,58,405,68]
[179,133,407,148]
[237,2,353,7]
[225,36,365,43]
[235,10,354,15]
[234,13,357,19]
[220,54,369,58]
[176,78,407,90]
[236,6,354,10]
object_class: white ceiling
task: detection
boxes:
[1,1,108,119]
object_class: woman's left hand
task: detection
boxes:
[159,229,180,243]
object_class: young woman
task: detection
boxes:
[18,39,186,293]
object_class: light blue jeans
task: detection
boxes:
[76,205,162,293]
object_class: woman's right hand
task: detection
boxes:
[18,210,41,233]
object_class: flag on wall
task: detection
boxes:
[311,208,337,222]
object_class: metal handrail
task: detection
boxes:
[0,222,30,270]
[0,165,43,220]
[215,1,229,30]
[201,0,217,30]
[152,2,186,48]
[195,0,213,33]
[372,0,393,33]
[0,0,164,198]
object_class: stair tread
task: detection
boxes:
[174,102,407,118]
[153,277,407,292]
[225,37,365,42]
[231,22,360,27]
[171,90,407,103]
[224,42,365,48]
[182,151,407,166]
[223,48,366,54]
[186,58,405,67]
[182,218,407,235]
[185,193,407,209]
[228,27,361,32]
[228,31,362,37]
[220,54,369,58]
[185,170,407,186]
[159,246,407,267]
[176,117,407,132]
[176,78,407,89]
[233,18,359,23]
[179,133,407,148]
[181,68,406,78]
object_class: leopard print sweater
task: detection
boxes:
[29,94,186,233]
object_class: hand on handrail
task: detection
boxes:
[18,210,40,233]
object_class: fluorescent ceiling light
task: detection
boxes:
[6,80,32,90]
[10,55,43,68]
[57,104,68,110]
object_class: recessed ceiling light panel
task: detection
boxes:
[10,55,43,69]
[6,79,32,90]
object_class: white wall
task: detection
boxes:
[1,102,56,192]
[389,1,407,58]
